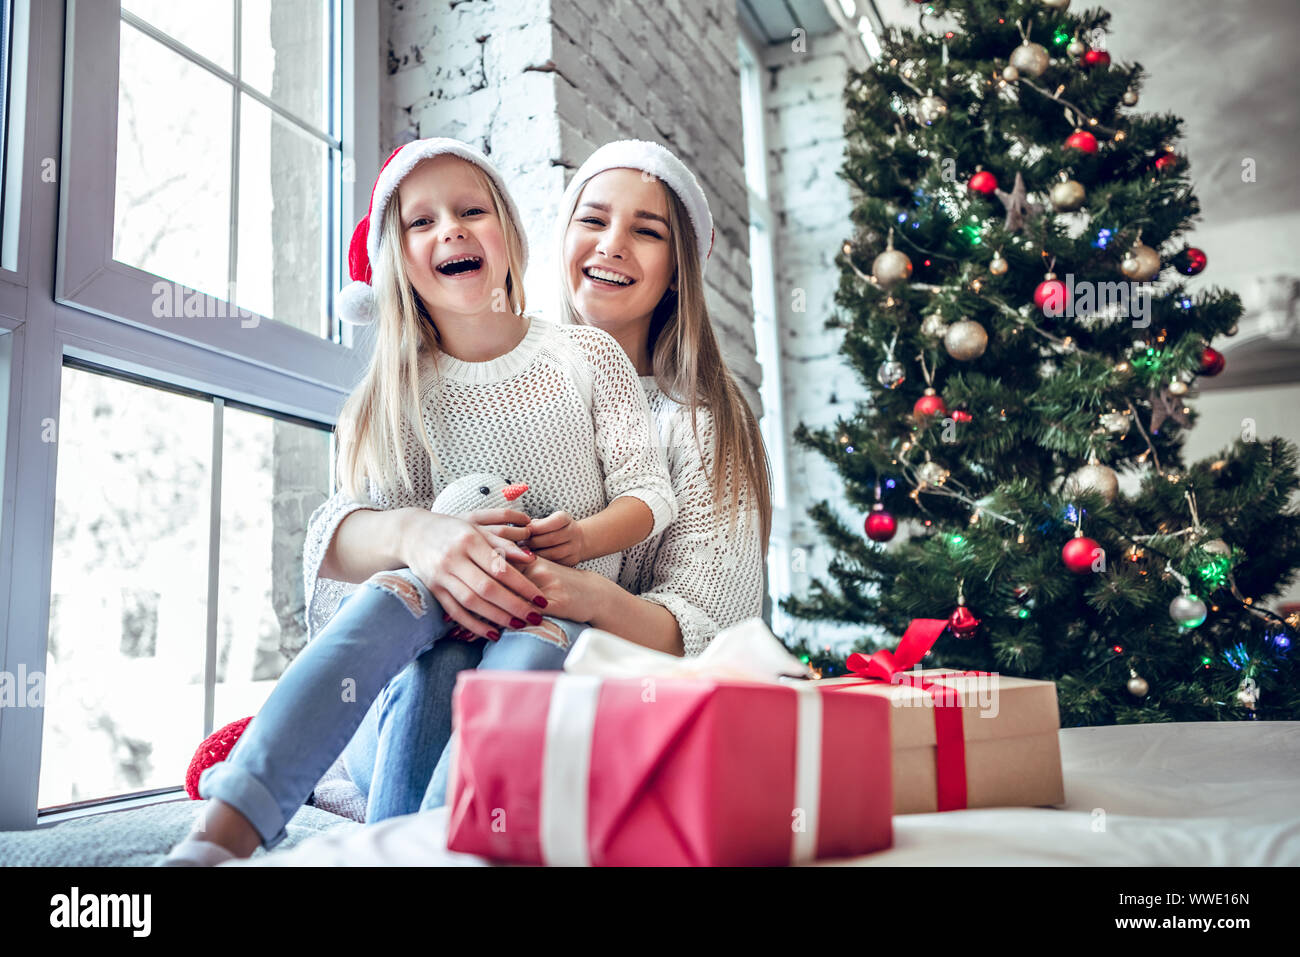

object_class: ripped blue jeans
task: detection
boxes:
[342,612,585,821]
[198,567,582,848]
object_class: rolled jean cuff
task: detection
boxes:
[198,758,291,849]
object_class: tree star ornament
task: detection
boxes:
[1149,386,1192,433]
[994,171,1045,234]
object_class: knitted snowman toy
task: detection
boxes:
[184,471,531,799]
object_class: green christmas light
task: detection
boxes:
[800,654,810,664]
[1018,608,1031,619]
[959,223,983,246]
[1053,28,1070,46]
[1197,556,1232,589]
[949,533,966,546]
[1201,656,1212,665]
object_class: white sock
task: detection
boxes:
[158,836,240,867]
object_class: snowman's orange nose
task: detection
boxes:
[502,482,529,502]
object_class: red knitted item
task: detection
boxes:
[185,716,253,799]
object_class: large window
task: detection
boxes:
[738,35,793,636]
[39,363,331,810]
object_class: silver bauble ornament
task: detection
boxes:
[943,320,989,361]
[1067,459,1120,504]
[1170,594,1208,629]
[1001,65,1020,82]
[1226,323,1239,336]
[1040,0,1071,9]
[921,313,949,339]
[1200,538,1231,557]
[1050,178,1086,211]
[1122,89,1139,106]
[1009,42,1050,78]
[990,253,1009,276]
[916,460,950,486]
[877,359,907,389]
[1067,39,1086,58]
[917,94,948,124]
[1120,242,1162,281]
[1168,380,1189,397]
[1099,411,1130,434]
[1127,675,1149,698]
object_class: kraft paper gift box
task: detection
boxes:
[443,621,894,866]
[817,619,1066,815]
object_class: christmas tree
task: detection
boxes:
[782,0,1300,724]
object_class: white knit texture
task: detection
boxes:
[301,319,676,645]
[616,380,767,658]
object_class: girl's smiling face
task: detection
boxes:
[563,168,675,332]
[398,154,510,321]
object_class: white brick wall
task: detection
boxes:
[379,0,762,412]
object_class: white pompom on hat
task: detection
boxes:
[338,137,527,325]
[559,140,715,274]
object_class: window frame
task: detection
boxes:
[0,0,379,829]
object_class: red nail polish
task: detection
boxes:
[442,612,452,621]
[487,630,500,641]
[510,617,526,628]
[526,612,543,626]
[532,595,548,608]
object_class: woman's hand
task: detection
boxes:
[398,510,548,641]
[463,507,535,564]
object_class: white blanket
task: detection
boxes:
[229,720,1300,867]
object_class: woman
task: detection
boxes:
[343,139,774,819]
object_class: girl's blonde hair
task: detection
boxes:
[335,158,528,503]
[558,177,773,549]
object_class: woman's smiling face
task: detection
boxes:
[563,168,675,331]
[398,154,510,320]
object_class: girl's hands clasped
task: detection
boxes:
[400,510,547,642]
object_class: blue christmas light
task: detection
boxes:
[1180,298,1193,309]
[1223,643,1249,671]
[1092,228,1113,249]
[897,213,908,223]
[1269,632,1291,652]
[1064,503,1085,523]
[912,221,921,228]
[885,478,897,489]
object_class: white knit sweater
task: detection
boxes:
[616,379,767,657]
[301,318,676,644]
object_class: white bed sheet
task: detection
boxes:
[230,721,1300,867]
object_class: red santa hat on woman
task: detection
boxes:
[338,137,528,325]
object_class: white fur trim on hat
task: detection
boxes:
[560,140,714,273]
[366,138,528,273]
[337,279,377,326]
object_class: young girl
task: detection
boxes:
[162,137,676,864]
[350,139,773,818]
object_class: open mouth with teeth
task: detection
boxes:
[437,255,483,276]
[583,266,635,287]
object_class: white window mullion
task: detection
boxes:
[204,396,224,738]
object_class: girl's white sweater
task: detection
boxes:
[301,317,676,644]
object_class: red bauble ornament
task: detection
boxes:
[1199,346,1226,377]
[1082,49,1111,68]
[952,409,973,423]
[913,388,948,418]
[1062,534,1104,574]
[968,170,998,194]
[1034,272,1068,316]
[1065,130,1099,153]
[948,604,980,639]
[1179,247,1208,276]
[1154,150,1177,171]
[864,504,898,542]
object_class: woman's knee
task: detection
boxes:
[362,568,435,621]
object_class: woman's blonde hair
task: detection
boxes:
[335,158,528,503]
[558,176,772,548]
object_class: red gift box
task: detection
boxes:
[444,670,893,866]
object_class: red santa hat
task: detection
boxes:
[338,137,528,325]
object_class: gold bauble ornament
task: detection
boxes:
[1122,89,1139,106]
[1009,42,1050,78]
[1041,0,1071,9]
[1067,38,1086,58]
[1127,675,1149,698]
[1050,177,1086,211]
[1002,64,1020,82]
[990,252,1009,275]
[872,228,913,287]
[943,320,989,361]
[1067,457,1120,504]
[1120,240,1162,281]
[1168,380,1189,397]
[920,313,949,339]
[1200,538,1232,557]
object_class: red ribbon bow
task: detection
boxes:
[838,618,982,812]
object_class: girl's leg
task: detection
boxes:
[351,636,484,822]
[195,568,452,850]
[419,617,588,811]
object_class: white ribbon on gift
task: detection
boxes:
[538,618,823,866]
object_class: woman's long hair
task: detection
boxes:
[558,178,773,549]
[335,159,528,502]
